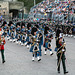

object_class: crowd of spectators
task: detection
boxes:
[29,0,75,25]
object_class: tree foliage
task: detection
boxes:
[18,0,43,11]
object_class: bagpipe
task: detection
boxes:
[38,32,43,41]
[3,29,7,37]
[69,27,73,34]
[18,33,21,39]
[32,34,40,45]
[64,27,68,34]
[4,29,7,34]
[10,27,15,37]
[33,43,39,53]
[30,34,40,52]
[22,34,27,41]
[48,42,51,49]
[11,32,14,38]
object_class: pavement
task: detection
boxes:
[0,37,75,75]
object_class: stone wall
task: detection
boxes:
[0,1,9,15]
[9,2,24,10]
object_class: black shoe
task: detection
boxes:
[58,71,60,73]
[32,60,34,61]
[2,60,5,63]
[50,53,54,56]
[38,59,41,61]
[64,71,68,74]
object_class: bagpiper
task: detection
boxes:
[10,26,16,42]
[20,23,26,46]
[9,21,14,41]
[30,27,41,61]
[44,26,53,56]
[55,27,65,52]
[35,24,43,56]
[26,23,31,49]
[2,21,7,37]
[15,22,21,44]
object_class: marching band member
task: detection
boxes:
[35,24,43,56]
[17,26,21,45]
[0,28,6,63]
[22,30,27,46]
[55,27,61,52]
[30,27,41,61]
[9,21,14,42]
[11,26,16,42]
[26,23,31,49]
[2,21,7,37]
[6,22,11,40]
[56,36,68,74]
[44,26,53,56]
[55,27,65,52]
[21,25,26,46]
[15,23,21,44]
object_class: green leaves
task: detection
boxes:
[18,0,43,11]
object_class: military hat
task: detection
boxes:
[2,21,7,26]
[35,24,39,28]
[9,21,13,24]
[27,23,31,29]
[16,22,20,27]
[32,27,37,32]
[31,27,37,35]
[45,26,49,30]
[44,26,49,35]
[8,21,13,26]
[21,22,25,26]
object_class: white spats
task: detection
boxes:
[27,45,29,49]
[37,57,41,61]
[32,57,35,61]
[44,51,46,55]
[25,42,27,46]
[50,51,53,56]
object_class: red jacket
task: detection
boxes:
[0,39,5,50]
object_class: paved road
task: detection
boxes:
[0,37,75,75]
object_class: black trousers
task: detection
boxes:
[0,50,5,62]
[57,53,66,73]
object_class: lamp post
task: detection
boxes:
[68,0,70,23]
[34,0,36,6]
[49,0,50,5]
[68,3,69,23]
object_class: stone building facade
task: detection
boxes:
[0,0,28,19]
